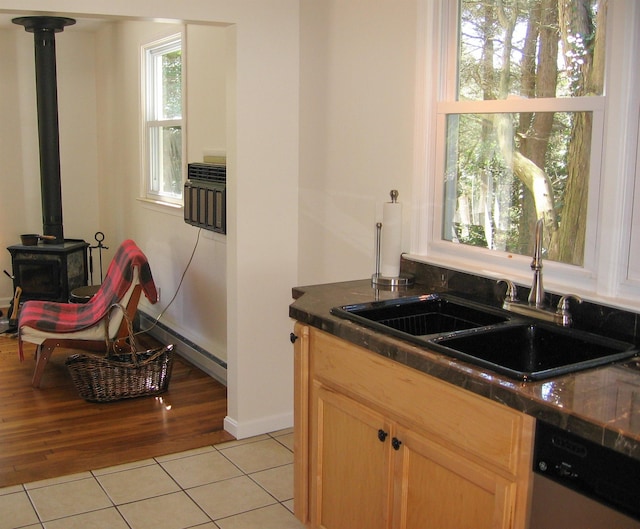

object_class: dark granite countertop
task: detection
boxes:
[290,279,640,462]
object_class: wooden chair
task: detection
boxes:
[18,240,157,388]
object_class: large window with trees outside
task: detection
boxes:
[142,34,183,204]
[441,0,605,268]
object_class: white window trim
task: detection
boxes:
[597,1,640,304]
[140,31,185,208]
[410,0,640,311]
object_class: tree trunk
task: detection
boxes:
[518,0,559,255]
[476,1,498,247]
[555,0,606,265]
[494,115,557,227]
[534,0,561,255]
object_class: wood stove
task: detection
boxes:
[8,240,88,302]
[7,16,89,303]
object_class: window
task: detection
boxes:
[443,0,604,267]
[142,34,183,204]
[415,1,640,304]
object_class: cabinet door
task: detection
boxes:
[311,385,393,529]
[392,425,516,529]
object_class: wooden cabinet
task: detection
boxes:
[391,424,517,529]
[313,387,392,529]
[293,323,535,529]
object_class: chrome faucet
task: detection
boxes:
[528,218,545,307]
[499,218,583,326]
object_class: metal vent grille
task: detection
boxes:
[184,163,227,234]
[188,163,226,183]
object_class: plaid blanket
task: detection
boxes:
[18,239,158,359]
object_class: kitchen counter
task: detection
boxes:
[290,279,640,462]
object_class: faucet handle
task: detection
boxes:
[498,279,518,302]
[555,294,583,327]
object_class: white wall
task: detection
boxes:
[93,20,229,366]
[0,0,299,440]
[0,29,28,275]
[184,24,228,361]
[0,25,100,286]
[298,0,418,285]
[187,24,227,159]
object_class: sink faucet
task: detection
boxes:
[528,218,545,307]
[498,218,583,326]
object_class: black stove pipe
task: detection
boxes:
[12,16,76,244]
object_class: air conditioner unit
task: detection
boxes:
[184,163,226,234]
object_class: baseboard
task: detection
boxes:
[137,311,227,386]
[224,411,293,439]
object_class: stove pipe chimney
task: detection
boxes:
[12,16,76,244]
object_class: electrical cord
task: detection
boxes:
[135,227,202,336]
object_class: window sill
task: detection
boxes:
[136,197,183,217]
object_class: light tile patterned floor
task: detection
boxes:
[0,429,304,529]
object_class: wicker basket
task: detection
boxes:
[66,344,174,402]
[65,304,174,402]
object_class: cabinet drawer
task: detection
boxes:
[310,328,527,475]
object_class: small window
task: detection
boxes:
[142,34,183,204]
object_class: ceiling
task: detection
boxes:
[0,13,110,31]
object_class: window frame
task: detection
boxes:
[140,32,185,207]
[410,0,640,310]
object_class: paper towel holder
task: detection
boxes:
[372,196,414,288]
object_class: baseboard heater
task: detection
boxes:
[137,311,227,385]
[184,162,226,234]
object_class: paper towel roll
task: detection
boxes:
[381,201,402,277]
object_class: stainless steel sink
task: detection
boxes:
[331,294,510,338]
[429,322,638,380]
[332,294,638,381]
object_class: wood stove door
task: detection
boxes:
[12,259,62,301]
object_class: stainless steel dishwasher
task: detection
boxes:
[530,420,640,529]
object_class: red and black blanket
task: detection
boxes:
[18,239,158,358]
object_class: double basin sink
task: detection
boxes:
[331,294,638,381]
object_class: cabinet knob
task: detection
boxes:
[392,437,402,450]
[289,333,298,344]
[377,429,388,442]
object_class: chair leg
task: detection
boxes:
[32,344,55,388]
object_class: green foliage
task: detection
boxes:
[162,126,182,196]
[446,0,602,264]
[162,50,182,119]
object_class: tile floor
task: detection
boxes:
[0,429,305,529]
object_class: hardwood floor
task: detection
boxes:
[0,331,233,488]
